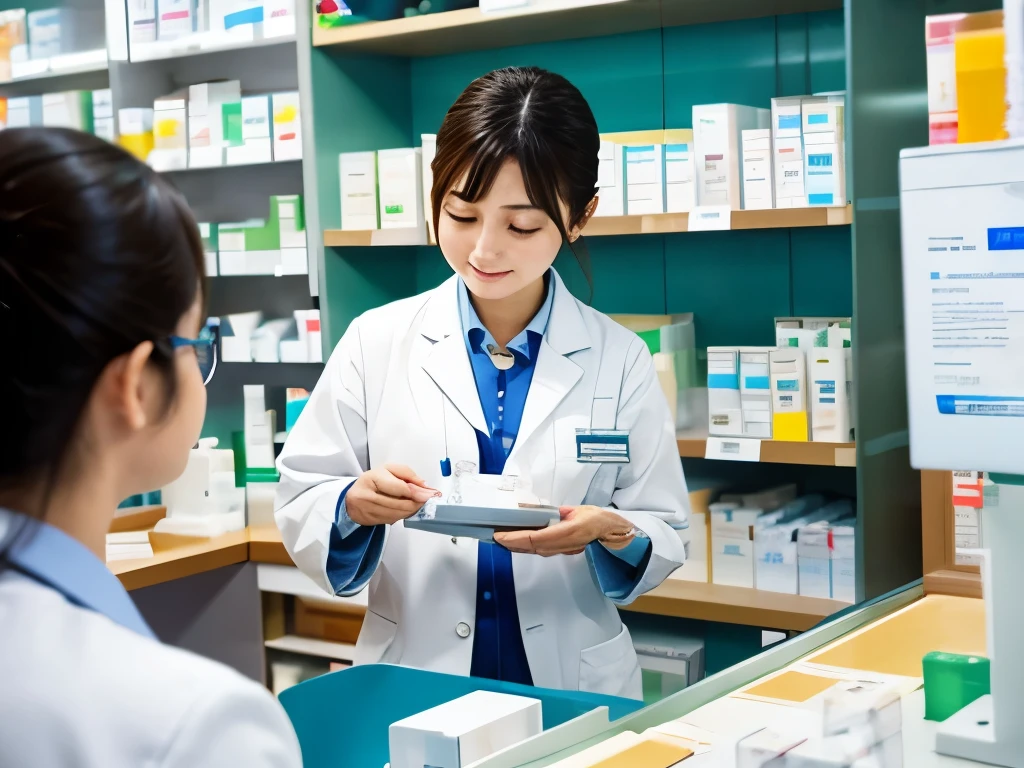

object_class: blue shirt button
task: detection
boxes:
[483,591,492,601]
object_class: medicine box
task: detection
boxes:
[802,96,846,207]
[128,0,157,42]
[707,347,742,437]
[389,690,543,768]
[27,8,74,60]
[664,138,695,213]
[378,147,424,230]
[720,483,799,512]
[199,223,218,276]
[595,139,626,217]
[741,129,774,210]
[92,89,114,142]
[693,103,770,209]
[153,92,188,165]
[189,81,241,168]
[118,108,155,161]
[755,497,853,595]
[7,96,41,128]
[339,151,379,230]
[770,348,809,442]
[710,502,764,588]
[771,96,805,208]
[421,134,437,240]
[625,144,665,215]
[830,518,856,603]
[41,91,93,132]
[271,91,302,161]
[739,347,774,439]
[0,10,26,81]
[809,349,850,443]
[158,0,197,40]
[225,94,272,165]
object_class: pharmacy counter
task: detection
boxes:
[503,590,987,767]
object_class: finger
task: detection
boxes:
[384,463,433,489]
[494,530,537,551]
[599,536,633,551]
[558,506,575,521]
[405,481,441,501]
[373,470,434,501]
[355,492,423,514]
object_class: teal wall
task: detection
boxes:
[315,10,850,350]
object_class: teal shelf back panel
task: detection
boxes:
[665,229,793,349]
[410,29,667,138]
[316,10,851,356]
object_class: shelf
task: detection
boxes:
[161,158,302,174]
[587,206,851,236]
[0,49,107,85]
[323,227,430,247]
[265,634,357,662]
[312,0,841,56]
[129,30,296,63]
[923,569,982,600]
[323,206,850,248]
[112,528,250,591]
[624,578,849,631]
[677,435,857,467]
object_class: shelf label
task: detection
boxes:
[689,205,732,231]
[705,437,761,462]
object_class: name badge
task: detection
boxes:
[576,429,630,464]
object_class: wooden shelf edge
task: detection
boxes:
[924,569,982,600]
[678,438,856,467]
[265,634,356,661]
[324,207,850,248]
[623,580,848,631]
[311,0,842,55]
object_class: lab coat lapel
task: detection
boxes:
[420,277,489,436]
[513,272,592,456]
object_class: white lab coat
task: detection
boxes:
[0,571,302,767]
[276,270,688,700]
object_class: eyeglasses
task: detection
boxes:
[168,325,218,385]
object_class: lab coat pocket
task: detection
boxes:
[354,610,399,666]
[554,415,590,460]
[578,624,642,700]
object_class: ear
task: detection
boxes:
[102,341,157,432]
[568,195,599,243]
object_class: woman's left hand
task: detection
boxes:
[494,506,637,557]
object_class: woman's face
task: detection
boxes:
[437,158,566,301]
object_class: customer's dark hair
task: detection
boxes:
[0,128,206,499]
[431,66,600,292]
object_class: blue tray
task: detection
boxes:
[279,664,643,768]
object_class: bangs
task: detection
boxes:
[432,135,570,239]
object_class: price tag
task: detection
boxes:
[688,205,732,231]
[705,436,761,462]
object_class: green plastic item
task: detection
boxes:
[221,102,243,146]
[231,430,247,489]
[637,328,661,355]
[923,651,990,722]
[247,467,281,483]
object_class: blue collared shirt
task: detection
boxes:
[0,509,155,639]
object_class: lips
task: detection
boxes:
[470,264,512,282]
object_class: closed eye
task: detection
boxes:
[445,210,475,224]
[509,224,541,236]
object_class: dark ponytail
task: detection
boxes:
[0,128,206,499]
[431,66,600,297]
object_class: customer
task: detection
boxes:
[0,128,302,767]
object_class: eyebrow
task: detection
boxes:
[448,190,539,211]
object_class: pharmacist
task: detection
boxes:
[276,66,689,701]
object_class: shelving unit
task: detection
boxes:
[0,48,108,84]
[322,205,852,248]
[311,0,842,55]
[265,634,356,662]
[128,32,296,63]
[677,436,856,467]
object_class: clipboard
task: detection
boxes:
[404,502,561,543]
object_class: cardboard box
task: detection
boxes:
[693,103,770,209]
[809,349,850,443]
[128,0,157,42]
[378,147,423,230]
[339,151,379,230]
[92,88,114,141]
[771,96,805,208]
[295,597,364,644]
[0,10,26,81]
[189,81,241,167]
[158,0,197,40]
[741,128,774,210]
[802,97,846,207]
[665,139,695,213]
[739,347,774,439]
[595,139,626,217]
[118,108,155,161]
[389,691,543,768]
[770,348,809,442]
[707,347,742,437]
[41,91,93,132]
[225,94,272,165]
[271,91,302,161]
[625,144,665,214]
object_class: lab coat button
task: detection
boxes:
[456,622,471,639]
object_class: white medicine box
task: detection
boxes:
[389,691,542,768]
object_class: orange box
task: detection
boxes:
[295,597,364,644]
[956,25,1008,143]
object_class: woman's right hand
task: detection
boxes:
[345,464,441,526]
